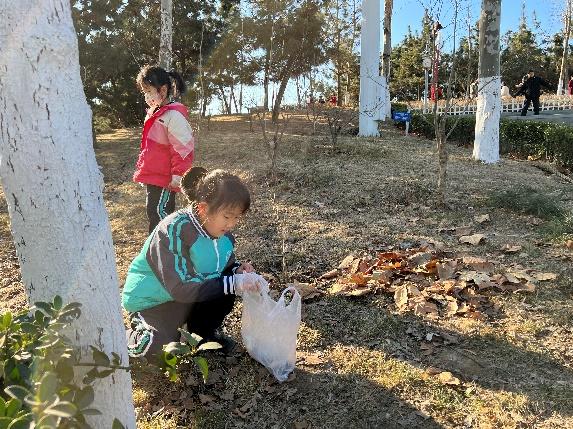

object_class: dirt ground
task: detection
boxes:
[1,113,573,428]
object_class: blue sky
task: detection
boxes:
[393,0,563,48]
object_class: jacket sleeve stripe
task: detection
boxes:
[168,217,192,281]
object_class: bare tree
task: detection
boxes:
[0,1,135,427]
[256,110,291,172]
[557,0,573,95]
[159,0,173,69]
[473,0,502,164]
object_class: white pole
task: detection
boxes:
[359,0,381,136]
[424,69,429,113]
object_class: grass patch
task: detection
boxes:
[488,186,564,219]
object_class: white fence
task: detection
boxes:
[410,95,573,115]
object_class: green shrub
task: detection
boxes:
[0,296,128,428]
[402,113,573,168]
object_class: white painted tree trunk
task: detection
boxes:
[473,0,501,164]
[159,0,173,69]
[0,2,136,427]
[359,0,381,136]
[381,0,393,120]
[557,0,572,95]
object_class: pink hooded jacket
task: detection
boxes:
[133,102,195,191]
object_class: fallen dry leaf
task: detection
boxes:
[566,240,573,250]
[319,269,339,280]
[436,260,458,280]
[474,214,491,224]
[445,300,459,316]
[394,285,409,309]
[463,256,494,273]
[294,420,312,429]
[533,272,557,281]
[372,269,394,284]
[437,371,461,385]
[198,394,216,405]
[289,281,324,300]
[455,226,473,236]
[302,353,326,366]
[338,255,355,270]
[501,244,522,253]
[512,282,536,293]
[459,234,486,245]
[426,366,446,376]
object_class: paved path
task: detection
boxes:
[502,109,573,125]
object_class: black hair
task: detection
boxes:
[136,64,186,98]
[181,167,251,214]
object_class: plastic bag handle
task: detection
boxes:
[278,286,300,307]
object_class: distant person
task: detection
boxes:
[514,70,552,116]
[318,95,326,104]
[329,93,338,105]
[568,75,573,96]
[134,65,195,233]
[470,79,478,98]
[501,82,510,98]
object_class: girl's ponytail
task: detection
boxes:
[168,71,187,98]
[181,167,208,202]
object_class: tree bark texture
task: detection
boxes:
[473,0,501,164]
[0,1,136,427]
[159,0,173,70]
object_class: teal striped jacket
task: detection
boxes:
[122,207,240,313]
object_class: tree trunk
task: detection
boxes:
[159,0,173,70]
[558,0,572,95]
[272,71,291,122]
[359,0,381,136]
[381,0,393,119]
[218,85,231,114]
[473,0,501,164]
[0,2,136,428]
[263,49,271,110]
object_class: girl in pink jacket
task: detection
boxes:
[134,65,195,233]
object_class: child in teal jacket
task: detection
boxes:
[123,167,266,359]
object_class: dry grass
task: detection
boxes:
[1,112,573,428]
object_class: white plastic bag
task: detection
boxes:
[241,287,301,382]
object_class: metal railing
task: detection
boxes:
[409,95,573,115]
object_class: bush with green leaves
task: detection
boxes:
[402,113,573,168]
[0,296,128,429]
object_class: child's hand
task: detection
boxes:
[236,261,255,274]
[169,175,182,189]
[234,273,269,295]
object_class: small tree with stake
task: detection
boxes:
[256,110,292,173]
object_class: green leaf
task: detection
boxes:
[178,328,201,346]
[112,418,126,429]
[194,356,209,383]
[18,322,36,334]
[2,313,12,329]
[33,302,54,316]
[44,401,77,418]
[7,413,32,429]
[197,341,223,351]
[90,346,110,367]
[38,371,58,403]
[161,352,177,369]
[4,398,22,418]
[163,342,190,357]
[166,367,179,382]
[0,417,11,429]
[0,396,6,416]
[5,385,29,402]
[74,386,95,410]
[52,296,63,311]
[35,414,58,428]
[79,408,101,416]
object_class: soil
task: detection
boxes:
[1,113,572,428]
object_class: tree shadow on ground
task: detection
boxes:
[304,294,573,423]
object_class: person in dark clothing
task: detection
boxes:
[514,70,552,116]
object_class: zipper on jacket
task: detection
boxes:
[213,239,220,272]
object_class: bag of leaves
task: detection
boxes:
[241,286,301,382]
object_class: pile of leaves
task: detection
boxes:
[309,244,557,321]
